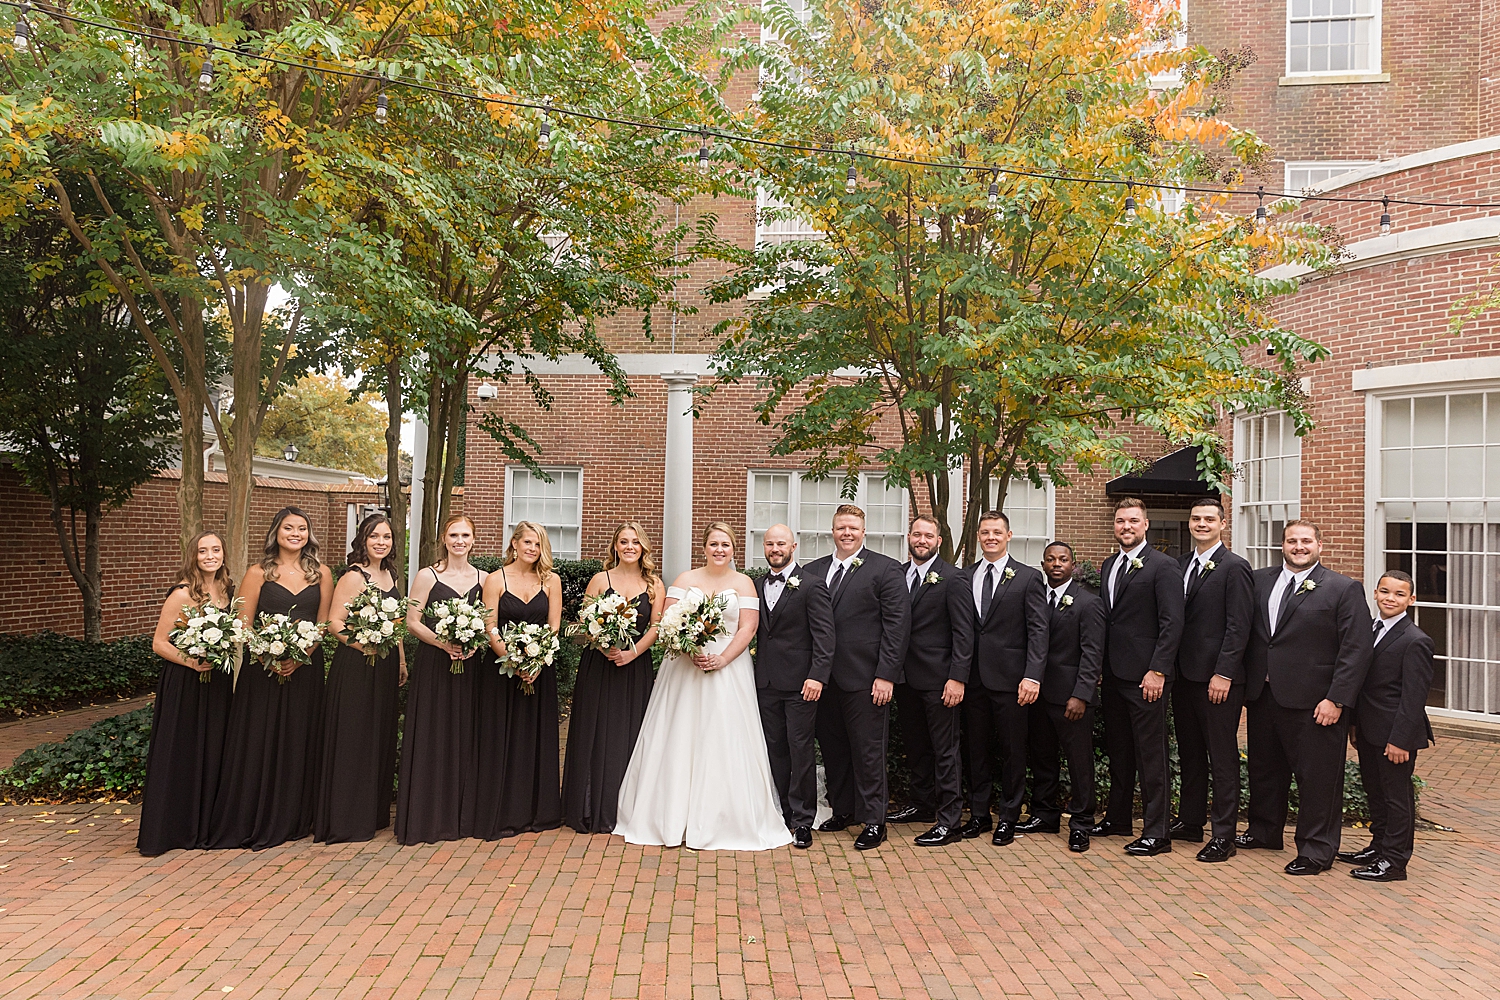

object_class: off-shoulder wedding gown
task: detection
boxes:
[613,587,793,851]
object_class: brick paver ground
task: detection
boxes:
[1,736,1497,1000]
[0,696,155,768]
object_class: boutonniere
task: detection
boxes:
[1002,567,1016,582]
[786,576,801,590]
[924,570,941,585]
[1129,556,1144,571]
[1060,594,1074,607]
[1296,578,1317,595]
[1202,560,1217,573]
[849,557,864,569]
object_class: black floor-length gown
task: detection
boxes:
[207,578,326,850]
[395,571,482,845]
[561,584,654,833]
[314,570,401,844]
[137,587,234,856]
[473,572,562,839]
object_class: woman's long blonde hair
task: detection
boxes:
[604,520,659,595]
[177,531,234,607]
[504,520,554,583]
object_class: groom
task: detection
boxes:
[805,503,910,850]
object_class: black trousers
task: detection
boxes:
[1356,738,1418,865]
[963,685,1029,823]
[758,685,819,829]
[1101,672,1171,840]
[894,683,963,828]
[1171,678,1246,839]
[1244,687,1349,866]
[817,685,890,826]
[1026,699,1095,832]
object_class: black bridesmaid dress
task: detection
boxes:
[395,569,482,845]
[207,577,326,850]
[560,581,654,833]
[137,586,234,855]
[314,569,401,844]
[473,568,562,839]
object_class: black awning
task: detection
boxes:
[1105,446,1219,497]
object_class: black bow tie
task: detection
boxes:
[768,573,785,584]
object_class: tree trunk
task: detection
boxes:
[175,296,209,555]
[436,368,467,539]
[84,502,103,642]
[418,371,449,568]
[223,284,272,580]
[384,353,408,581]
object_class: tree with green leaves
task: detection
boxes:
[253,373,389,476]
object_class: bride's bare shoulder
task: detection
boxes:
[731,571,758,598]
[668,570,699,592]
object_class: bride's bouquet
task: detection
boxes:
[337,586,408,665]
[658,589,730,663]
[246,613,324,684]
[427,596,489,673]
[168,599,246,683]
[497,621,559,695]
[566,591,639,651]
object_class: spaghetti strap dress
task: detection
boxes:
[314,568,402,844]
[472,568,562,839]
[207,577,327,850]
[561,578,655,833]
[137,586,234,855]
[395,570,482,845]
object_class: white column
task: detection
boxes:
[947,466,965,563]
[407,417,428,591]
[661,371,698,582]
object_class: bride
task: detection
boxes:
[614,522,793,851]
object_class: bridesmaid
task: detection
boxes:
[395,514,486,845]
[314,514,406,844]
[561,522,663,833]
[138,531,236,855]
[208,507,333,850]
[475,520,564,839]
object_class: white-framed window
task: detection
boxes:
[1234,410,1302,569]
[1146,0,1188,90]
[746,470,910,568]
[1284,160,1377,194]
[755,187,821,246]
[1375,390,1500,716]
[988,476,1055,567]
[1286,0,1380,76]
[504,466,582,561]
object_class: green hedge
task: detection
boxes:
[0,632,159,718]
[0,705,153,803]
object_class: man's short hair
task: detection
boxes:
[1043,540,1074,557]
[1189,497,1225,517]
[1114,496,1147,514]
[978,510,1011,529]
[832,503,865,522]
[1283,518,1322,541]
[1377,568,1415,593]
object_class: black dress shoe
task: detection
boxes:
[1015,816,1060,835]
[792,826,813,849]
[960,815,992,839]
[1350,858,1407,882]
[1336,844,1379,866]
[1124,836,1172,856]
[1195,838,1237,863]
[1068,830,1090,853]
[1234,832,1283,851]
[886,804,935,824]
[1284,855,1330,876]
[818,814,854,832]
[914,824,961,847]
[853,823,887,850]
[1168,820,1204,843]
[992,821,1015,846]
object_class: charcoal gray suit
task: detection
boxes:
[1027,581,1105,832]
[1352,614,1434,865]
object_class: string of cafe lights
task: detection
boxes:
[8,0,1500,236]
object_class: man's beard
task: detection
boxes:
[766,551,792,570]
[908,544,937,563]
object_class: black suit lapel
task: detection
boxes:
[1185,545,1220,603]
[1375,614,1412,650]
[830,550,862,610]
[1274,564,1323,632]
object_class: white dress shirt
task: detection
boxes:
[906,555,938,591]
[763,562,798,613]
[1108,540,1150,602]
[1183,542,1223,595]
[825,549,863,588]
[1268,562,1319,635]
[1373,609,1407,647]
[1046,581,1070,608]
[971,553,1011,615]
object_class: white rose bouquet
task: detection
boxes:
[566,591,639,651]
[337,585,408,666]
[168,598,247,684]
[247,613,325,684]
[657,588,730,662]
[426,596,489,673]
[497,621,559,695]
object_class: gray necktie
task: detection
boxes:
[981,564,996,618]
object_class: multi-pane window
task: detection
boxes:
[1234,411,1302,569]
[989,476,1055,567]
[1286,0,1379,75]
[505,467,582,561]
[1284,161,1376,194]
[1378,392,1500,715]
[746,471,910,568]
[755,188,821,246]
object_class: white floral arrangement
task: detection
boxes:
[498,621,559,695]
[338,585,408,666]
[658,588,730,661]
[1296,578,1318,595]
[567,591,639,651]
[1202,559,1217,573]
[427,596,489,674]
[247,613,324,684]
[786,575,801,589]
[1129,556,1144,571]
[168,599,247,684]
[1060,594,1074,608]
[924,571,941,585]
[1002,567,1016,582]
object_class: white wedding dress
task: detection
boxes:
[614,588,794,851]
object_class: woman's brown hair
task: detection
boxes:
[603,521,659,595]
[348,513,399,583]
[261,506,322,584]
[177,531,234,607]
[701,520,737,548]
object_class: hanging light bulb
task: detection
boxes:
[198,58,214,93]
[1254,185,1267,227]
[845,157,857,194]
[374,84,389,124]
[1379,196,1392,235]
[987,172,999,208]
[538,111,551,151]
[1123,184,1137,222]
[14,5,32,53]
[698,131,711,175]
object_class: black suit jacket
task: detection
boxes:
[753,562,836,691]
[897,558,974,690]
[1244,563,1372,710]
[1353,616,1435,753]
[1101,545,1184,682]
[1040,581,1106,706]
[961,557,1049,692]
[1176,544,1254,684]
[801,548,910,692]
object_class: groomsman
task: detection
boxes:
[959,510,1049,846]
[754,524,837,850]
[1339,569,1434,882]
[1021,541,1105,853]
[1238,520,1372,875]
[1169,498,1254,863]
[805,504,910,850]
[890,515,974,847]
[1094,498,1183,856]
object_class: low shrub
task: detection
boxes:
[0,705,154,803]
[0,632,158,717]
